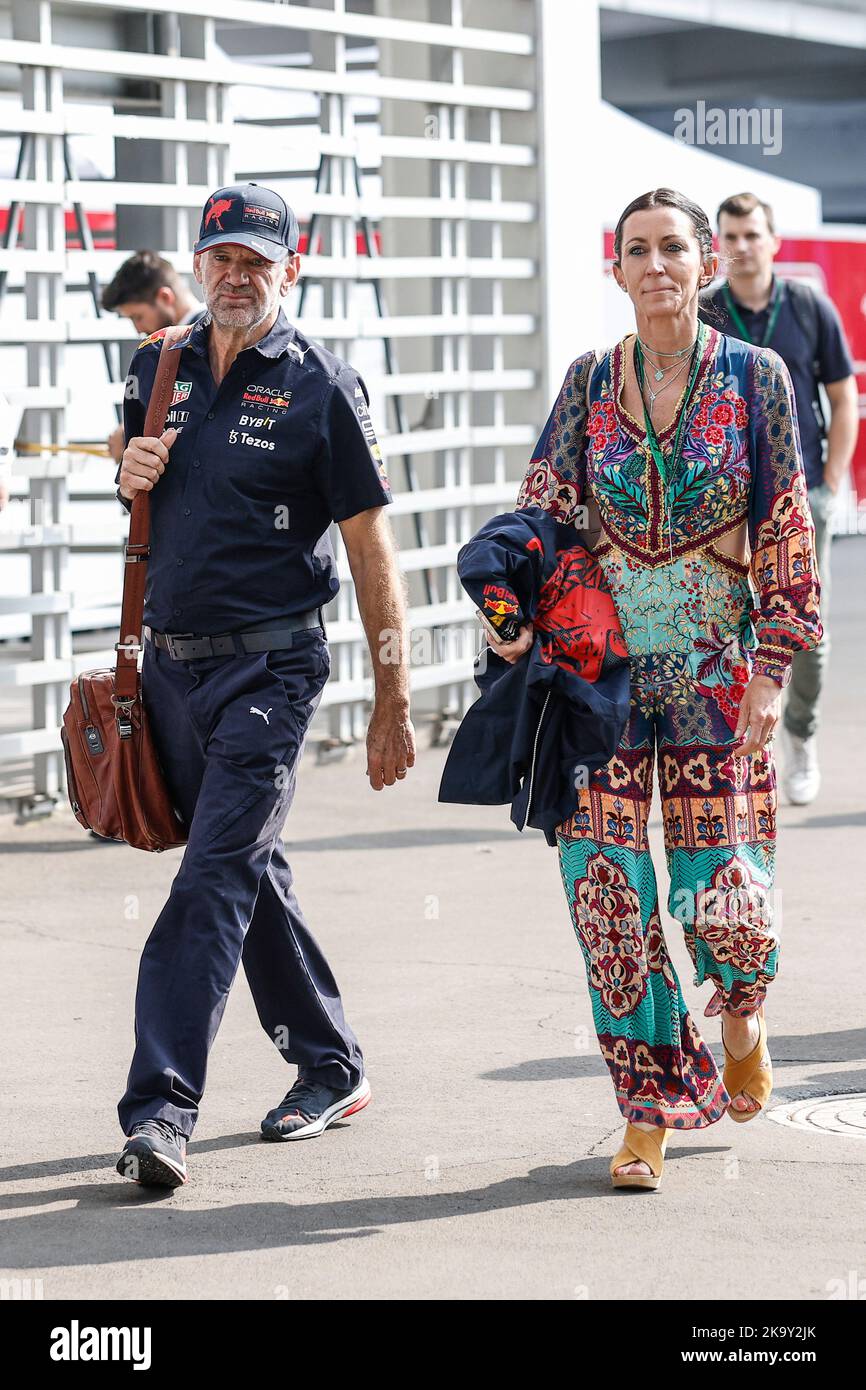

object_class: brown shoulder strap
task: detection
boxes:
[582,348,606,506]
[585,345,606,410]
[114,324,194,699]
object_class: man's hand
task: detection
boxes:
[823,376,858,494]
[484,620,534,665]
[366,698,416,790]
[337,506,416,789]
[118,426,178,500]
[732,673,782,758]
[108,424,126,465]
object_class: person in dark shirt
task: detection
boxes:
[699,192,859,805]
[113,184,415,1189]
[102,251,206,464]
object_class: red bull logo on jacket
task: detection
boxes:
[482,583,519,620]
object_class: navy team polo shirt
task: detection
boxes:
[116,307,392,634]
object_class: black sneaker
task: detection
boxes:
[260,1075,371,1141]
[116,1119,188,1187]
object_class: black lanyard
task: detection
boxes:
[722,277,783,348]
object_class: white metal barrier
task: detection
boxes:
[0,0,544,802]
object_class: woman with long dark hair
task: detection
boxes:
[495,188,822,1190]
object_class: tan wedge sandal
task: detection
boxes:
[610,1123,669,1191]
[722,1006,773,1123]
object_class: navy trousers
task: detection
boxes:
[117,625,364,1139]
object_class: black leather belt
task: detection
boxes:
[143,608,325,661]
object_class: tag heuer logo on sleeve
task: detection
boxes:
[171,381,193,407]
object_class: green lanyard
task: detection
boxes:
[722,277,783,347]
[634,321,706,494]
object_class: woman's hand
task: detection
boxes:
[485,621,534,665]
[732,674,783,757]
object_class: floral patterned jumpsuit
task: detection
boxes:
[516,325,823,1129]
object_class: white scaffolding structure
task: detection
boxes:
[0,0,566,803]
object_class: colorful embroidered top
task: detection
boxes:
[516,326,823,684]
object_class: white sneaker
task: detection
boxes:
[780,724,821,805]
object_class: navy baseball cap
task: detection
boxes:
[194,183,299,260]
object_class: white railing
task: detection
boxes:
[0,0,542,801]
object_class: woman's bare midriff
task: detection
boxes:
[711,518,750,567]
[578,490,603,552]
[579,492,750,569]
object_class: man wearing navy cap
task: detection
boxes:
[113,184,415,1188]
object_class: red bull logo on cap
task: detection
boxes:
[204,197,234,232]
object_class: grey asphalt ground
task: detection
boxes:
[1,537,865,1302]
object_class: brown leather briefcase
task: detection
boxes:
[60,324,193,851]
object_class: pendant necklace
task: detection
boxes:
[636,333,698,384]
[642,352,692,416]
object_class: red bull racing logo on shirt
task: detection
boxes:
[242,385,292,414]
